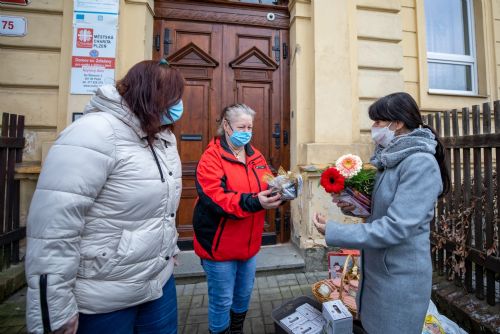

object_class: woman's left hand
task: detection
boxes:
[313,212,327,235]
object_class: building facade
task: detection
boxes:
[1,0,499,265]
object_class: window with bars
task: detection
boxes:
[424,0,477,95]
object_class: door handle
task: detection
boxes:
[272,123,281,149]
[283,129,289,146]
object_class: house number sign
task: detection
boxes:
[0,15,27,36]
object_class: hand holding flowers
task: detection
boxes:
[320,154,376,217]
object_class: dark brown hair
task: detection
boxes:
[116,60,184,143]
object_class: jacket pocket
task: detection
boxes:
[161,221,177,258]
[382,249,390,275]
[214,218,227,253]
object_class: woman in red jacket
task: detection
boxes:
[193,104,282,334]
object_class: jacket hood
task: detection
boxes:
[83,85,175,143]
[370,127,437,169]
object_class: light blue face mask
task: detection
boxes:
[160,100,183,125]
[226,119,252,147]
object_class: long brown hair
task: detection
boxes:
[116,60,184,143]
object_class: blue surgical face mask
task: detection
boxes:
[226,119,252,147]
[160,100,183,125]
[230,131,252,147]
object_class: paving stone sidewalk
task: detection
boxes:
[0,271,328,334]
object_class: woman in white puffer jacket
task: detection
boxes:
[25,60,185,334]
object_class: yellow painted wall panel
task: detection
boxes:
[358,69,405,99]
[358,40,403,69]
[402,31,418,57]
[403,56,419,83]
[23,129,58,162]
[402,7,416,32]
[404,82,420,102]
[359,100,375,131]
[0,11,62,49]
[356,0,400,12]
[494,19,500,40]
[357,10,402,41]
[0,88,58,127]
[0,49,60,86]
[401,0,415,8]
[495,43,500,65]
[0,0,63,13]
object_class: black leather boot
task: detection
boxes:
[229,310,247,334]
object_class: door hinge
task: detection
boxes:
[272,123,281,149]
[272,33,280,64]
[154,34,161,52]
[282,42,288,59]
[283,129,289,146]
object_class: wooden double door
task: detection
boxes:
[153,0,290,249]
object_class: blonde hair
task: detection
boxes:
[216,104,256,136]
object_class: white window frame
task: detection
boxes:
[426,0,478,96]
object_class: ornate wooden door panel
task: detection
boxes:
[154,0,290,248]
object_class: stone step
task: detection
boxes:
[174,243,305,284]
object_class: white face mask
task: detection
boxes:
[371,122,395,147]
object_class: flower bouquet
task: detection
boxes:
[320,154,376,217]
[263,166,303,200]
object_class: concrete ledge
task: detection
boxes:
[0,264,26,304]
[174,244,305,284]
[432,273,500,334]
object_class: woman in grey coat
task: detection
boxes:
[314,92,450,334]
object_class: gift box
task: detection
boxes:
[264,167,303,200]
[322,300,353,334]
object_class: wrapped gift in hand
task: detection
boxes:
[263,167,303,200]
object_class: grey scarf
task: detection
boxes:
[370,127,437,169]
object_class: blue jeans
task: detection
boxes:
[201,256,257,333]
[77,276,177,334]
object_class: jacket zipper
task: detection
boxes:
[214,218,228,252]
[251,167,262,192]
[149,143,165,183]
[40,274,51,333]
[244,165,254,254]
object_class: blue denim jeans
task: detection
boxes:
[77,275,177,334]
[201,256,257,333]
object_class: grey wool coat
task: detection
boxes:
[325,128,442,334]
[25,85,182,333]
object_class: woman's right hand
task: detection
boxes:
[335,199,356,216]
[54,314,79,334]
[257,189,282,209]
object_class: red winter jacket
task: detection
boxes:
[193,136,272,261]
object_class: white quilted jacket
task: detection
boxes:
[25,85,182,333]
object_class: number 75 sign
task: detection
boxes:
[0,15,27,37]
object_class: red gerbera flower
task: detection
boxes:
[320,167,345,194]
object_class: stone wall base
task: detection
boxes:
[0,264,26,304]
[432,273,500,334]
